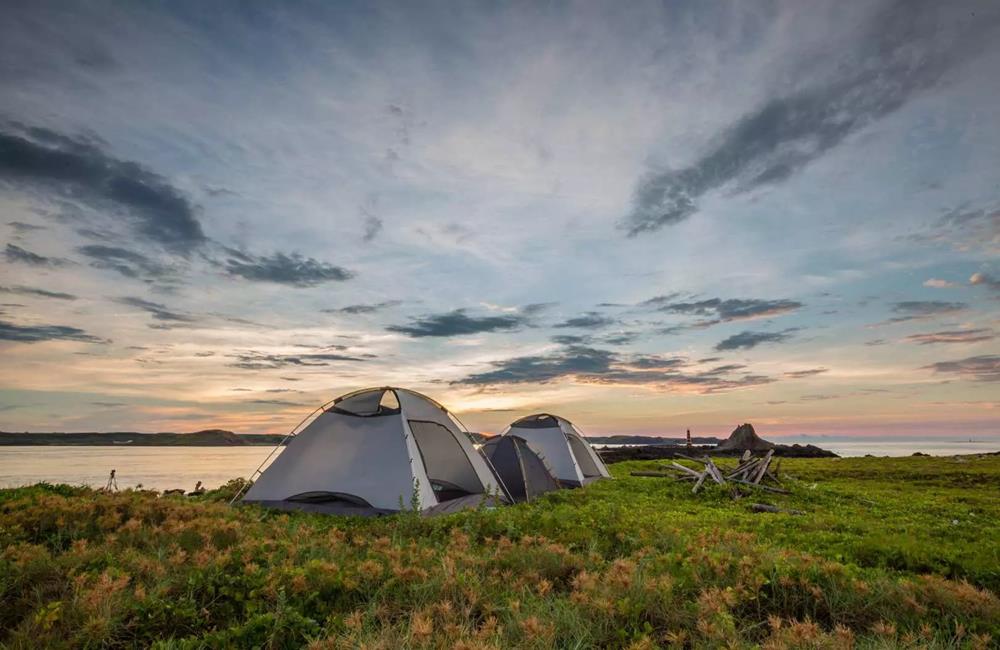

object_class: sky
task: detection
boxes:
[0,0,998,439]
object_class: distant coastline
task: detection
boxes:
[0,430,716,447]
[0,430,285,446]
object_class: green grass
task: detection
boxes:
[1,455,998,648]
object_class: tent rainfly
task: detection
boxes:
[242,387,505,515]
[480,435,560,503]
[502,413,612,487]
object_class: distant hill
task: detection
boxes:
[468,433,722,446]
[585,434,722,446]
[0,430,286,446]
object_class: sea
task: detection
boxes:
[1,437,998,491]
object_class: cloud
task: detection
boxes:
[911,205,999,253]
[0,125,206,251]
[601,331,639,346]
[7,220,46,234]
[246,398,306,407]
[458,345,616,385]
[223,249,354,287]
[800,394,840,401]
[550,334,590,345]
[620,0,996,235]
[228,350,366,369]
[553,312,617,329]
[888,301,966,323]
[903,329,994,345]
[361,207,383,243]
[0,319,105,343]
[969,272,1000,292]
[0,285,76,300]
[322,300,401,315]
[5,243,65,266]
[651,297,802,324]
[715,329,797,351]
[387,309,527,337]
[521,302,557,315]
[784,368,828,378]
[457,345,775,393]
[624,354,689,370]
[114,296,195,323]
[922,355,1000,382]
[923,278,956,289]
[77,244,172,282]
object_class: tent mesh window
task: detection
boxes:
[328,389,401,417]
[567,435,602,478]
[408,420,484,502]
[511,414,560,429]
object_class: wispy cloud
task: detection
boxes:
[322,300,401,315]
[5,243,65,266]
[784,368,828,378]
[904,329,994,345]
[457,345,775,394]
[223,250,354,287]
[457,345,616,385]
[114,296,195,323]
[923,355,1000,382]
[7,221,46,234]
[0,319,105,343]
[0,285,76,300]
[715,329,797,351]
[650,297,802,325]
[0,125,205,251]
[887,301,966,323]
[621,0,996,235]
[78,245,172,283]
[387,309,527,338]
[228,350,366,369]
[923,278,956,289]
[553,312,617,329]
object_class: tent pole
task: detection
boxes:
[228,397,337,505]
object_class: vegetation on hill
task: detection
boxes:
[0,430,285,446]
[1,455,997,648]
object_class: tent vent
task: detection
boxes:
[285,491,373,507]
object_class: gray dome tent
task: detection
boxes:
[480,435,560,503]
[240,387,504,515]
[502,413,612,487]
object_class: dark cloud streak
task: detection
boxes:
[224,249,354,287]
[622,0,999,235]
[0,126,206,251]
[388,309,527,337]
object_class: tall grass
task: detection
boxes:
[1,455,998,648]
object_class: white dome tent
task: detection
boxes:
[502,413,612,487]
[239,387,505,515]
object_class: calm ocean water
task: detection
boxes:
[1,438,998,491]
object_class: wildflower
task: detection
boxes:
[871,620,896,637]
[411,612,434,640]
[358,559,384,579]
[345,610,364,631]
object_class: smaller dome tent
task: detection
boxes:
[480,435,560,503]
[242,387,504,514]
[502,414,612,487]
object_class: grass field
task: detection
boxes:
[1,455,998,648]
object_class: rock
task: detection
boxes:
[716,423,775,452]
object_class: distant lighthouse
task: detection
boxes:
[686,428,692,450]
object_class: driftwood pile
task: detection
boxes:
[631,450,801,512]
